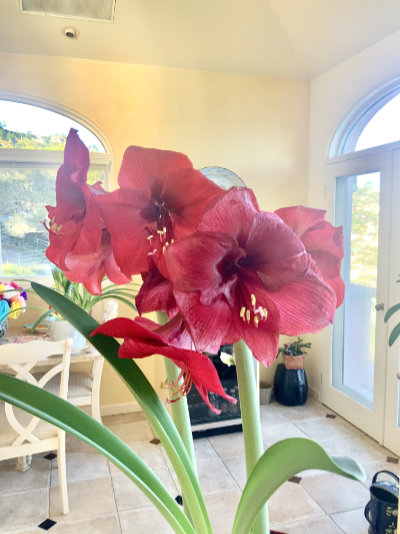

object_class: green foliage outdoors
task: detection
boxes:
[350,182,379,287]
[1,263,49,276]
[0,124,100,152]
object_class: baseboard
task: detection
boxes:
[308,384,321,401]
[100,401,142,416]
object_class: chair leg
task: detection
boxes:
[57,431,69,514]
[15,455,32,472]
[91,358,103,424]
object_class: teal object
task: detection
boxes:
[0,299,9,322]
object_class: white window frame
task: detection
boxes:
[329,77,400,157]
[0,94,113,279]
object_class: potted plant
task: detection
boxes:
[32,268,137,350]
[278,337,311,370]
[273,337,311,406]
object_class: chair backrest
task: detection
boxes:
[0,339,72,456]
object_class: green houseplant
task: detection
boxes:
[278,336,312,370]
[31,266,137,328]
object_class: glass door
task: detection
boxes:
[322,150,392,446]
[383,149,400,454]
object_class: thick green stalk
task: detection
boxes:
[157,311,197,523]
[235,339,269,534]
[156,312,197,470]
[163,357,197,471]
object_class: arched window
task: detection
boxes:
[330,82,400,156]
[0,97,112,276]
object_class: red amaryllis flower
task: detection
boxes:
[97,146,223,278]
[165,188,337,366]
[274,206,344,308]
[91,316,236,414]
[135,263,177,317]
[45,129,129,294]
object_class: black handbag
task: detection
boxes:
[364,470,398,534]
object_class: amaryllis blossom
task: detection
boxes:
[45,129,129,294]
[97,146,223,278]
[91,316,236,414]
[135,263,177,317]
[165,188,338,366]
[274,206,344,307]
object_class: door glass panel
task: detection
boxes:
[333,172,380,408]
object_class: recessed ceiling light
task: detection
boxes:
[62,26,79,40]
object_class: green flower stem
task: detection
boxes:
[163,357,197,472]
[235,339,269,534]
[157,312,197,522]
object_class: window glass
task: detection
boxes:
[355,93,400,151]
[0,100,109,276]
[0,100,104,152]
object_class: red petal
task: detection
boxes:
[165,232,238,293]
[63,128,90,181]
[268,271,337,334]
[275,206,327,237]
[118,146,195,193]
[199,187,259,240]
[174,291,233,354]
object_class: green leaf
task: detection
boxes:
[31,282,212,534]
[0,375,194,534]
[232,437,365,534]
[388,322,400,346]
[384,303,400,322]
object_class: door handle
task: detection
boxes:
[375,303,385,311]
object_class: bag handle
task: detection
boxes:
[372,470,399,487]
[364,500,377,533]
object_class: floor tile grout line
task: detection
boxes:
[107,456,124,534]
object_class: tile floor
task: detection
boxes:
[0,398,399,533]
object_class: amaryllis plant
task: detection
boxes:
[0,129,364,534]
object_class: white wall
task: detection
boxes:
[308,29,400,394]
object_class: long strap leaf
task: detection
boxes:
[0,374,194,534]
[232,437,365,534]
[31,282,212,534]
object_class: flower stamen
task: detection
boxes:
[238,292,268,328]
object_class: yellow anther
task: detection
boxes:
[171,239,175,244]
[240,306,246,318]
[253,316,259,327]
[251,294,256,307]
[162,246,166,253]
[246,309,251,322]
[263,308,268,318]
[157,230,164,235]
[163,227,167,234]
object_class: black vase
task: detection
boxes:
[273,363,308,406]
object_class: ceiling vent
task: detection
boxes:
[20,0,116,22]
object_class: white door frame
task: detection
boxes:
[322,145,396,450]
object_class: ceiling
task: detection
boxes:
[2,0,400,80]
